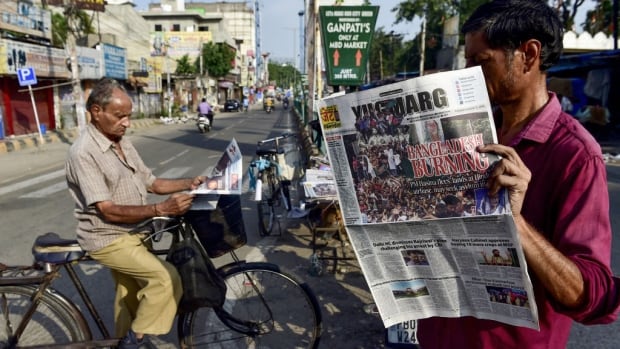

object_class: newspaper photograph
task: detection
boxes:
[316,67,539,330]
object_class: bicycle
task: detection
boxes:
[0,213,322,348]
[250,133,296,236]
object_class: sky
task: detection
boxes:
[132,0,595,64]
[131,0,417,64]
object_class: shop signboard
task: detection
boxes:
[100,43,127,80]
[0,39,69,78]
[76,46,103,79]
[0,2,52,42]
[319,5,378,86]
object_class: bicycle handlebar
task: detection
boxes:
[257,132,295,146]
[133,216,183,243]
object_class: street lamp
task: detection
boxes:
[298,10,305,74]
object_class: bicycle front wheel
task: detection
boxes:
[257,171,276,236]
[0,285,91,347]
[179,262,322,348]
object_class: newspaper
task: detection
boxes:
[316,67,539,330]
[190,138,242,210]
[302,168,338,199]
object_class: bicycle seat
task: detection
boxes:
[32,232,85,264]
[256,148,283,156]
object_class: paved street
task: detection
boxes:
[0,107,385,348]
[1,106,620,348]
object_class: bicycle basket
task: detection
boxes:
[184,195,247,258]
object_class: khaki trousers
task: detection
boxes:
[89,234,182,337]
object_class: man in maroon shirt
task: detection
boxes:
[417,1,620,348]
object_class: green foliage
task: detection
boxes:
[555,0,587,31]
[367,0,486,78]
[268,62,300,88]
[176,54,196,75]
[197,42,236,78]
[51,13,68,47]
[583,0,615,35]
[50,8,95,47]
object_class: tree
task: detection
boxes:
[175,54,196,75]
[368,28,405,80]
[51,12,69,47]
[267,62,300,88]
[387,0,482,73]
[583,0,615,34]
[554,0,588,31]
[196,42,236,78]
[49,7,95,47]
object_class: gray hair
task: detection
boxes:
[86,78,127,111]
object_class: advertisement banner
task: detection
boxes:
[150,32,213,59]
[319,6,378,86]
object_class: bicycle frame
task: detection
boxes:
[0,219,256,348]
[251,133,296,236]
[0,257,118,348]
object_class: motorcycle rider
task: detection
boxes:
[243,96,249,112]
[197,97,213,127]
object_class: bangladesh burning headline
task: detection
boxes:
[351,87,492,178]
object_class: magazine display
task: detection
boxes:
[316,67,539,330]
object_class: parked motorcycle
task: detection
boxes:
[196,114,211,133]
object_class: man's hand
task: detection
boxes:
[477,144,531,217]
[190,176,207,191]
[158,193,195,216]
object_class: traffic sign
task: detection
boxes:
[319,6,378,86]
[17,67,37,86]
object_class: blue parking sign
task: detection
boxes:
[17,67,37,86]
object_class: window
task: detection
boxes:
[198,26,209,32]
[172,24,180,31]
[154,24,162,32]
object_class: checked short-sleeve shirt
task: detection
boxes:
[66,123,156,251]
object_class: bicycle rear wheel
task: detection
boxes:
[0,285,91,347]
[179,262,322,348]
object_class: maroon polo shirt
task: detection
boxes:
[417,94,620,348]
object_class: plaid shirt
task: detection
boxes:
[66,123,156,251]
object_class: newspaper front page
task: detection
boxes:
[316,67,539,330]
[190,138,242,210]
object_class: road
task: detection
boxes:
[0,105,619,348]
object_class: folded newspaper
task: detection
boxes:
[302,168,338,199]
[190,138,242,210]
[316,66,539,330]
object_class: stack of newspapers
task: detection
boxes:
[302,168,337,199]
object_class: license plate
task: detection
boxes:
[385,320,418,348]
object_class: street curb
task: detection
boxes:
[0,118,161,155]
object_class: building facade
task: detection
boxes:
[0,0,254,139]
